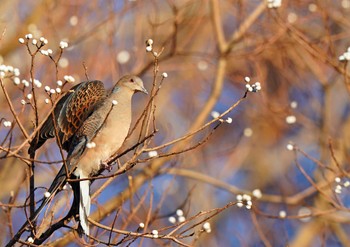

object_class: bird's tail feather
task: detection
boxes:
[30,165,68,222]
[77,170,91,236]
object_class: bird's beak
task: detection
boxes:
[140,86,148,94]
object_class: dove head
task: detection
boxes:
[113,75,148,95]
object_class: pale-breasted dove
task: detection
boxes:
[8,75,147,245]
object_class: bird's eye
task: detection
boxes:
[130,78,134,83]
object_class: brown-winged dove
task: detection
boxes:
[9,75,147,245]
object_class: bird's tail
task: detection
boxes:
[75,169,91,236]
[6,165,68,247]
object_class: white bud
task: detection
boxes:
[242,194,251,201]
[27,94,33,100]
[3,121,11,127]
[49,89,56,94]
[146,46,153,52]
[86,142,96,149]
[148,150,158,157]
[34,79,41,88]
[18,38,25,44]
[56,80,63,86]
[176,209,184,216]
[202,222,211,233]
[45,86,51,92]
[178,216,186,222]
[344,52,350,60]
[252,189,262,199]
[168,216,176,224]
[13,68,20,76]
[162,72,168,78]
[13,77,20,85]
[25,33,33,39]
[60,41,68,49]
[339,55,346,61]
[21,79,27,85]
[32,39,37,45]
[112,100,118,106]
[64,75,75,83]
[146,39,153,46]
[44,191,51,198]
[139,222,145,228]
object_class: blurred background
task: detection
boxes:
[1,0,350,246]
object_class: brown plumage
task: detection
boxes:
[29,80,107,156]
[59,80,106,145]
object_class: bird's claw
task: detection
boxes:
[100,161,112,172]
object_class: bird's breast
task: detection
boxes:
[75,99,132,177]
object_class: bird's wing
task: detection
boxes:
[28,86,77,156]
[58,80,107,147]
[28,80,106,156]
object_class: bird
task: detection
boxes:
[8,75,147,245]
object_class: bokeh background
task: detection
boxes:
[1,0,350,246]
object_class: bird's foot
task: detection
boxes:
[100,161,113,172]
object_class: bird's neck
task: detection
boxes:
[109,87,134,106]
